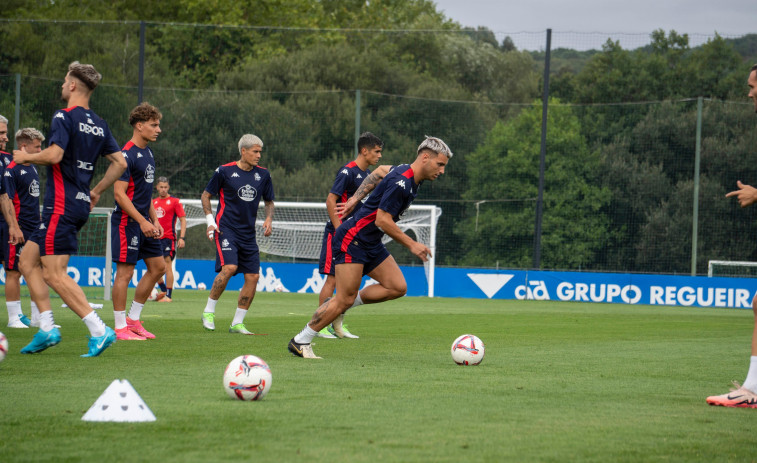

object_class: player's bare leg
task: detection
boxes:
[315,274,339,338]
[17,243,61,353]
[124,256,165,340]
[707,293,757,408]
[113,262,145,340]
[229,273,260,335]
[202,264,237,331]
[289,263,363,358]
[333,256,407,338]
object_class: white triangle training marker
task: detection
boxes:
[467,273,514,299]
[82,379,156,422]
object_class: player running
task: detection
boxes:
[200,134,274,335]
[110,102,166,341]
[288,136,452,359]
[14,61,127,357]
[3,128,44,329]
[708,63,757,408]
[152,176,187,302]
[316,132,386,339]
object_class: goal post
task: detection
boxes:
[180,200,441,297]
[708,260,757,278]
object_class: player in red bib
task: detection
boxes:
[110,103,166,341]
[152,176,187,302]
[14,61,127,357]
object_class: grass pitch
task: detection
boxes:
[1,290,756,462]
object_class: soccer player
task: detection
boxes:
[153,176,187,302]
[200,134,274,335]
[708,64,757,408]
[316,132,385,339]
[13,61,127,357]
[0,115,25,273]
[3,128,44,329]
[288,136,452,359]
[110,102,166,341]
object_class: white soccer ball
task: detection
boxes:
[223,355,272,401]
[0,332,8,363]
[148,288,159,301]
[451,334,485,366]
[197,282,207,290]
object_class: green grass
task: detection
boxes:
[1,290,756,462]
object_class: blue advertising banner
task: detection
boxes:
[3,257,755,309]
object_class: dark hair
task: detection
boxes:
[357,132,383,153]
[129,102,162,126]
[751,64,757,73]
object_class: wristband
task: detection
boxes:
[179,237,185,240]
[205,214,215,228]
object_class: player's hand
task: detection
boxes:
[8,225,24,245]
[89,190,101,210]
[726,181,757,208]
[206,225,218,241]
[155,223,165,239]
[12,148,28,165]
[140,220,160,239]
[177,237,186,249]
[337,197,359,218]
[262,219,273,237]
[410,241,432,262]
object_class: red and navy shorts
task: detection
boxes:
[111,219,164,264]
[29,212,88,256]
[159,237,176,260]
[214,229,260,275]
[318,228,336,276]
[2,224,36,271]
[333,238,390,276]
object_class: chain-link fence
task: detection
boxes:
[2,21,756,274]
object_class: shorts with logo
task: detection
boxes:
[215,228,260,275]
[159,237,176,260]
[333,238,390,276]
[30,212,88,257]
[318,227,336,276]
[2,224,36,271]
[111,219,164,264]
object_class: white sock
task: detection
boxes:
[204,298,218,313]
[83,311,107,337]
[294,325,318,344]
[39,310,55,332]
[128,300,145,321]
[113,310,127,330]
[30,301,40,323]
[6,300,22,318]
[743,356,757,392]
[349,291,363,309]
[231,308,247,326]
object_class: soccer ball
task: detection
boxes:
[451,334,485,366]
[223,355,272,401]
[197,282,207,290]
[0,332,8,363]
[148,288,159,301]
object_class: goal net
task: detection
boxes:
[180,200,441,297]
[708,260,757,278]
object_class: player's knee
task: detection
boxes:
[390,283,407,299]
[41,267,64,288]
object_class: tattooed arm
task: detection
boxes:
[337,165,392,217]
[262,199,274,236]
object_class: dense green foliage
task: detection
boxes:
[1,2,757,272]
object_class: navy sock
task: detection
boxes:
[158,281,167,292]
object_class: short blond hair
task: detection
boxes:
[68,61,102,91]
[15,127,45,145]
[418,136,453,158]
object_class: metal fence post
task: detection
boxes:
[533,29,551,269]
[138,20,145,104]
[14,74,21,147]
[354,89,361,156]
[691,96,703,276]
